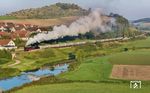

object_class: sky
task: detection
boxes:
[0,0,150,20]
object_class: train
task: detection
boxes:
[24,37,128,51]
[24,34,146,52]
[24,43,40,51]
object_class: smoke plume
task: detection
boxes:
[26,9,111,46]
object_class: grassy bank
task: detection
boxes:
[2,48,72,71]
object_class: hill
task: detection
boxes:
[133,18,150,23]
[6,3,89,19]
[133,18,150,31]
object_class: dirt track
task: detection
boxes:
[110,65,150,80]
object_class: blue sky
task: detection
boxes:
[0,0,150,20]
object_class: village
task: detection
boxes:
[0,22,52,50]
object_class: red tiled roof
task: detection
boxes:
[0,39,11,46]
[12,31,29,38]
[0,32,9,36]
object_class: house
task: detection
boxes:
[24,24,31,28]
[0,32,9,38]
[12,31,30,41]
[10,27,16,32]
[0,26,5,32]
[10,27,26,32]
[36,27,49,33]
[15,24,24,28]
[0,22,5,26]
[7,22,15,28]
[2,26,11,32]
[27,27,39,32]
[0,39,15,47]
[0,39,17,50]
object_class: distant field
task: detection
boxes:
[13,82,150,93]
[109,49,150,80]
[0,16,78,26]
[0,16,17,20]
[111,65,150,80]
[109,50,150,65]
[123,37,150,48]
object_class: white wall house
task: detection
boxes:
[0,40,17,50]
[10,27,16,32]
[0,26,5,32]
[7,40,16,46]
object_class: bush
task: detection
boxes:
[0,50,12,64]
[68,53,76,60]
[124,48,128,52]
[68,61,80,71]
[14,37,25,48]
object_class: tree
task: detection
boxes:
[68,53,76,60]
[76,49,85,62]
[115,14,129,37]
[14,36,25,48]
[0,50,12,64]
[84,31,95,39]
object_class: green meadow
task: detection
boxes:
[109,50,150,65]
[60,56,112,81]
[13,82,150,93]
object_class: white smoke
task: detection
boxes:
[26,9,111,46]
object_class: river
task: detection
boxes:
[0,64,69,91]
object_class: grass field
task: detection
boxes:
[60,56,112,81]
[60,49,150,81]
[109,50,150,65]
[13,82,150,93]
[122,37,150,48]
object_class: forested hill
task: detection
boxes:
[6,3,89,19]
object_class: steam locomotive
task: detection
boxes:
[24,43,40,51]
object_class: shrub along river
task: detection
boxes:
[0,64,69,91]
